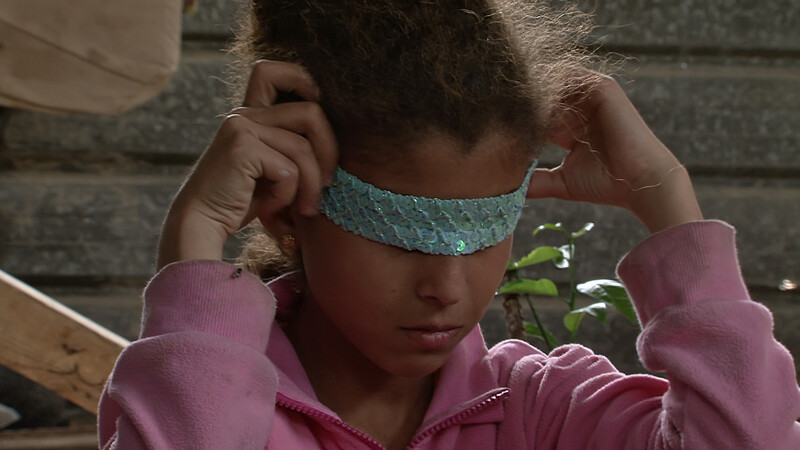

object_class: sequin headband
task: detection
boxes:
[319,161,537,255]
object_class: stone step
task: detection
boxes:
[181,0,241,39]
[587,0,800,51]
[2,51,231,158]
[1,172,797,289]
[4,52,799,171]
[622,64,800,171]
[180,0,800,51]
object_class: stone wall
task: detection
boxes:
[1,0,798,389]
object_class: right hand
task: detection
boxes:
[157,61,338,269]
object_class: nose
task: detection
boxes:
[414,254,469,306]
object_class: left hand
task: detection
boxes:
[526,74,703,233]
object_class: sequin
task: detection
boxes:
[319,161,537,255]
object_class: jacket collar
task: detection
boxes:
[265,274,507,426]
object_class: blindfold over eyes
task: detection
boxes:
[319,161,536,255]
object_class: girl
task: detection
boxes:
[99,1,800,448]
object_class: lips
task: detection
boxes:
[400,325,462,351]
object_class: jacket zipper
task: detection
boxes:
[407,388,510,448]
[276,394,386,449]
[277,388,509,449]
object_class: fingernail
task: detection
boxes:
[279,170,290,177]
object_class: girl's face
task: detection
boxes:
[293,132,531,378]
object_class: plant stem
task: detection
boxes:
[567,234,579,343]
[501,270,525,340]
[525,295,553,352]
[568,236,577,311]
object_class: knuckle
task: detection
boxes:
[281,165,300,182]
[292,136,314,157]
[251,59,275,77]
[594,73,619,90]
[222,113,248,130]
[228,106,250,116]
[254,59,307,74]
[301,102,327,123]
[218,116,256,149]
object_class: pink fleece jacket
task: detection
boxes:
[98,221,800,449]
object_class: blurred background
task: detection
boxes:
[0,0,798,441]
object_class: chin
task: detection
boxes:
[383,354,452,379]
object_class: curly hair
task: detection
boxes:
[231,0,600,280]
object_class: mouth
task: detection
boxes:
[400,325,463,351]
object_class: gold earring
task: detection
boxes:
[280,234,297,251]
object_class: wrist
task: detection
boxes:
[629,166,703,234]
[157,205,229,270]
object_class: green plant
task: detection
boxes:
[499,222,637,352]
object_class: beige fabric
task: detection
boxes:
[0,0,182,114]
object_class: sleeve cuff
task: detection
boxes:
[616,220,750,326]
[140,260,275,352]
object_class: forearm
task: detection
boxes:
[627,165,704,235]
[157,201,230,270]
[99,261,278,449]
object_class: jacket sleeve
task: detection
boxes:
[97,260,279,450]
[519,220,800,449]
[620,220,800,448]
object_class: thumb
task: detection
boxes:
[526,167,569,200]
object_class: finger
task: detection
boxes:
[242,60,320,108]
[243,159,300,229]
[525,167,570,200]
[547,105,587,151]
[254,127,326,217]
[546,72,611,150]
[229,102,338,185]
[224,113,327,216]
[219,114,301,212]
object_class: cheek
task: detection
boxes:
[469,237,514,307]
[480,237,513,280]
[296,215,399,294]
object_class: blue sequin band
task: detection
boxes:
[319,161,536,255]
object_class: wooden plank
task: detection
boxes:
[0,426,97,450]
[0,270,129,414]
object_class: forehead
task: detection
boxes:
[341,131,533,199]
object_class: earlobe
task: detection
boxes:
[258,204,299,251]
[280,234,298,251]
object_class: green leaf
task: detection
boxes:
[508,246,562,270]
[577,279,637,324]
[563,312,581,334]
[523,321,560,346]
[553,244,571,269]
[563,302,606,333]
[570,222,595,239]
[533,222,565,236]
[497,278,559,297]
